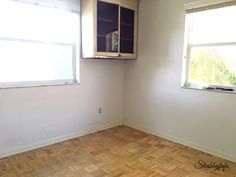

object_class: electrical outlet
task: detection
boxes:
[98,107,102,114]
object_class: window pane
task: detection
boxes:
[188,6,236,44]
[189,46,236,87]
[97,1,119,52]
[0,1,79,44]
[120,7,134,54]
[0,40,73,83]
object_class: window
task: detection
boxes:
[183,3,236,92]
[0,0,80,88]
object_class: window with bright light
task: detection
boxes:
[183,5,236,91]
[0,1,80,88]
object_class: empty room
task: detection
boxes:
[1,0,236,176]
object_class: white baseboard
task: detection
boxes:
[0,122,122,158]
[125,123,236,163]
[3,122,235,163]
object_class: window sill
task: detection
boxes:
[0,80,80,89]
[181,84,236,95]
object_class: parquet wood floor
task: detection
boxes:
[0,125,236,177]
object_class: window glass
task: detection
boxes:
[189,6,236,44]
[184,5,236,89]
[189,46,236,87]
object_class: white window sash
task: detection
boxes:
[11,0,80,13]
[0,79,78,89]
[184,42,236,89]
[185,0,236,13]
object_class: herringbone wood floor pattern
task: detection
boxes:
[0,126,236,177]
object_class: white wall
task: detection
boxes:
[0,59,125,158]
[124,0,236,162]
